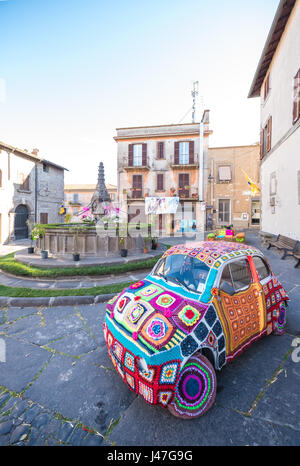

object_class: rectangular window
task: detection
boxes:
[293,69,300,124]
[157,142,164,159]
[73,193,79,203]
[20,174,30,191]
[218,199,230,224]
[261,116,272,157]
[156,174,164,191]
[40,213,48,224]
[132,175,142,198]
[133,144,143,167]
[43,163,49,173]
[218,166,232,182]
[179,142,189,165]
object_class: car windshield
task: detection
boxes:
[152,254,210,294]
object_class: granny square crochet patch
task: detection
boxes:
[140,313,175,349]
[138,381,154,404]
[139,284,164,302]
[159,362,179,385]
[149,291,183,314]
[124,351,135,372]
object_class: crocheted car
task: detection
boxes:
[103,241,289,419]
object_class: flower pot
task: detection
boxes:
[41,250,48,259]
[73,253,80,262]
[143,248,149,254]
[28,247,35,254]
[120,249,128,257]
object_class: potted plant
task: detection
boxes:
[41,250,48,259]
[151,236,158,250]
[70,226,84,261]
[26,219,35,253]
[31,224,46,257]
[143,235,151,254]
[119,237,128,257]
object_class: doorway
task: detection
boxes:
[14,205,29,239]
[251,200,261,226]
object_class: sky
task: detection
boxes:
[0,0,279,186]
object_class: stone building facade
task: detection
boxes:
[0,141,66,244]
[207,144,261,230]
[248,0,300,240]
[64,183,118,218]
[115,112,212,236]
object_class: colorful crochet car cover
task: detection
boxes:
[104,241,289,416]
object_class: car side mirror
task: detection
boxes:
[220,281,235,296]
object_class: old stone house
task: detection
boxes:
[0,141,66,244]
[248,0,300,240]
[115,111,212,236]
[115,112,260,235]
[207,144,261,230]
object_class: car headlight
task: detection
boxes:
[137,357,148,373]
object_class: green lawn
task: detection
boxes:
[0,253,162,278]
[0,281,134,298]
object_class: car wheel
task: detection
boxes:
[273,302,287,336]
[168,353,217,419]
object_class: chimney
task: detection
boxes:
[32,148,39,155]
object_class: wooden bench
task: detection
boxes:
[267,234,299,260]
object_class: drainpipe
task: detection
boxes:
[199,119,204,202]
[34,164,38,223]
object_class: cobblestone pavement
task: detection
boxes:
[0,232,300,446]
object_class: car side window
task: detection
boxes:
[229,259,252,292]
[220,264,234,289]
[252,256,270,281]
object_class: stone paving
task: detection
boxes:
[0,232,300,446]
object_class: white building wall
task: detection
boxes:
[259,0,300,240]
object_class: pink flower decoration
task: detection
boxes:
[110,311,114,319]
[132,332,138,341]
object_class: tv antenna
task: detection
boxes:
[191,81,199,123]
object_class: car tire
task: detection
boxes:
[167,353,217,419]
[273,302,287,336]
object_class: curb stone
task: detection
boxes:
[0,293,115,308]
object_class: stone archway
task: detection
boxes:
[14,204,29,239]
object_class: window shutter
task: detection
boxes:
[142,144,147,166]
[189,141,194,164]
[174,142,179,165]
[293,70,300,124]
[179,173,189,197]
[260,129,264,159]
[128,144,133,167]
[264,74,270,100]
[157,174,164,191]
[132,175,142,198]
[267,116,272,152]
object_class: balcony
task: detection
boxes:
[170,155,199,170]
[122,161,150,171]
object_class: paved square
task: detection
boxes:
[0,233,299,446]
